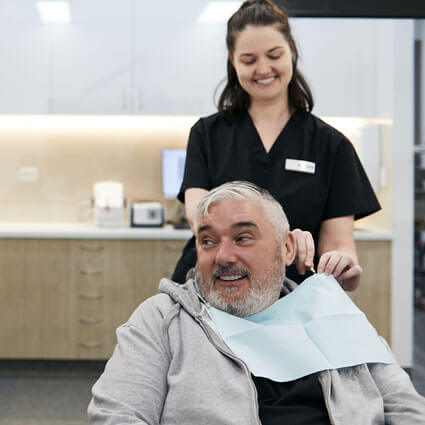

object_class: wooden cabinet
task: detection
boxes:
[0,238,187,360]
[0,237,391,359]
[0,240,29,357]
[0,240,73,357]
[350,240,392,343]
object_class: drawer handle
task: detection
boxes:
[79,342,103,349]
[80,317,104,324]
[81,243,104,251]
[80,293,104,300]
[80,268,104,275]
[165,244,182,251]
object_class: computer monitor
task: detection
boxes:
[161,148,186,199]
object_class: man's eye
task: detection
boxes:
[237,235,252,242]
[201,238,214,246]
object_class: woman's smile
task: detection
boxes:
[254,75,278,86]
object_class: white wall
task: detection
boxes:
[291,19,394,118]
[392,21,415,367]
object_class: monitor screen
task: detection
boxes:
[161,148,186,199]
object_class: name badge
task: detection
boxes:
[285,158,316,174]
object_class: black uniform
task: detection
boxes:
[173,110,380,283]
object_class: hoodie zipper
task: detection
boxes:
[194,312,262,425]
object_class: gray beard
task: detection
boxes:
[196,249,285,317]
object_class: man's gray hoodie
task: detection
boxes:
[88,278,425,425]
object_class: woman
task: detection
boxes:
[173,0,380,290]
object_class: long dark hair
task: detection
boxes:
[218,0,314,121]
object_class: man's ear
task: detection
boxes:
[282,231,296,266]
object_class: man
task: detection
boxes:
[88,181,425,425]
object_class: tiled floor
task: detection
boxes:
[0,361,104,425]
[0,311,424,425]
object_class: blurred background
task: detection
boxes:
[0,1,424,423]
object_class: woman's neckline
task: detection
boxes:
[248,104,293,153]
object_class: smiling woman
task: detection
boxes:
[229,25,294,146]
[218,0,313,125]
[172,0,381,291]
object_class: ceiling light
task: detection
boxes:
[197,1,242,22]
[36,1,71,23]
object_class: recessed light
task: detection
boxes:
[36,1,71,23]
[197,1,242,23]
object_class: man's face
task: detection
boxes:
[195,198,294,316]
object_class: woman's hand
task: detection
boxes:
[317,250,362,291]
[184,188,209,231]
[317,215,361,291]
[292,228,315,275]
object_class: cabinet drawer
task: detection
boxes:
[77,322,115,359]
[0,237,191,360]
[159,240,186,258]
[74,240,116,270]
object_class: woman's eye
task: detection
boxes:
[269,55,281,60]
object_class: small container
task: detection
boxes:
[130,202,164,227]
[93,181,126,228]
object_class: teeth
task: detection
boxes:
[219,275,243,281]
[256,76,275,85]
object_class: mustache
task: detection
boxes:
[212,265,252,280]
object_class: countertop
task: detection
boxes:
[0,222,392,241]
[0,222,193,240]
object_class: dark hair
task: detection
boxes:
[217,0,314,120]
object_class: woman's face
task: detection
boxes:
[231,25,293,106]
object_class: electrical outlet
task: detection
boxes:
[18,167,39,182]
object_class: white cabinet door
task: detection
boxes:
[291,19,394,118]
[52,0,224,116]
[133,1,225,115]
[0,3,397,117]
[50,1,132,114]
[0,21,50,114]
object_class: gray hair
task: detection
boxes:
[193,181,289,241]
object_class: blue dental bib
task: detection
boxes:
[206,273,395,382]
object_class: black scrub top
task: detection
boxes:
[172,110,380,284]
